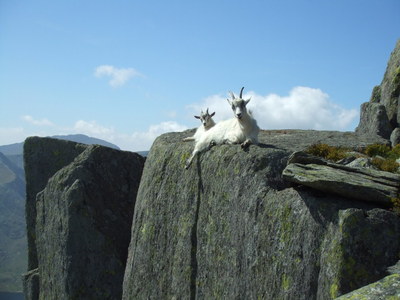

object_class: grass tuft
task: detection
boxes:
[306,143,348,162]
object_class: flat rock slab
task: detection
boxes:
[283,160,400,206]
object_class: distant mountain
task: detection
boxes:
[0,134,122,293]
[0,153,26,292]
[0,134,120,156]
[0,143,22,156]
[137,151,149,157]
[52,134,120,150]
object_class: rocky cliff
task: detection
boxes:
[122,129,400,299]
[23,137,144,299]
[356,39,400,142]
[23,131,400,300]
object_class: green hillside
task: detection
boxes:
[0,154,26,292]
[0,163,16,185]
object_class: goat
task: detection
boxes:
[182,108,216,142]
[185,87,259,169]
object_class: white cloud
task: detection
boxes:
[73,120,115,137]
[2,87,358,151]
[71,119,187,151]
[189,87,358,131]
[94,65,142,87]
[22,115,54,126]
[127,121,188,151]
[0,127,26,145]
[0,118,187,151]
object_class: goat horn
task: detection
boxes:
[239,87,244,98]
[229,91,235,100]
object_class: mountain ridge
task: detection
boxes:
[0,134,120,156]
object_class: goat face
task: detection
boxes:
[227,87,251,120]
[195,109,215,127]
[229,99,250,119]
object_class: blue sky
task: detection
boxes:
[1,0,399,151]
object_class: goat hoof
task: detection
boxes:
[241,141,250,149]
[185,160,191,169]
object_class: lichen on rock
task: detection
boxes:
[122,130,400,300]
[23,138,145,300]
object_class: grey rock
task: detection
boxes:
[282,158,399,206]
[370,85,381,103]
[34,144,144,300]
[287,150,330,165]
[122,130,400,300]
[260,129,388,151]
[288,151,375,170]
[355,102,392,139]
[335,274,400,300]
[390,127,400,147]
[337,156,357,165]
[380,40,400,126]
[355,40,400,135]
[387,260,400,275]
[24,137,88,270]
[345,157,377,169]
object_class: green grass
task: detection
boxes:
[306,143,349,162]
[364,144,400,172]
[306,143,400,173]
[307,143,400,215]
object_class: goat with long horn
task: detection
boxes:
[239,86,244,98]
[185,87,259,169]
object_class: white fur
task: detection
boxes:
[183,109,216,142]
[185,88,259,169]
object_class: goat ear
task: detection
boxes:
[226,98,232,105]
[245,97,251,105]
[210,112,215,117]
[194,115,200,119]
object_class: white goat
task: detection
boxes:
[182,108,216,142]
[185,87,259,169]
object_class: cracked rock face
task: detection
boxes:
[356,40,400,140]
[122,130,400,300]
[355,102,392,139]
[23,137,145,300]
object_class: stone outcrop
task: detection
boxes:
[336,273,400,299]
[391,127,400,147]
[356,40,400,140]
[355,102,392,139]
[24,137,88,271]
[282,151,400,206]
[122,130,400,300]
[23,137,144,300]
